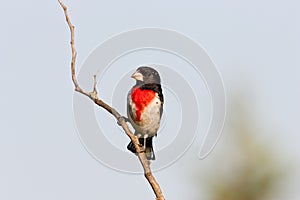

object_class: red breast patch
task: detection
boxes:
[131,87,156,121]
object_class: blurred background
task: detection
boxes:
[193,94,295,200]
[0,0,299,200]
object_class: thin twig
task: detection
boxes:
[57,1,165,199]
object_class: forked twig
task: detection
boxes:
[57,1,165,199]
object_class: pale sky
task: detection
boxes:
[0,1,299,200]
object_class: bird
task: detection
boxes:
[126,66,164,160]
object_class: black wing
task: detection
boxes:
[127,89,134,120]
[140,83,164,117]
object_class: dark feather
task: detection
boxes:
[139,83,164,117]
[127,137,155,160]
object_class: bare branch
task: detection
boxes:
[58,1,165,199]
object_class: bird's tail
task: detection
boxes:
[127,137,155,160]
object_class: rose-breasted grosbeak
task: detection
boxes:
[127,66,164,160]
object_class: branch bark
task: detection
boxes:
[57,1,165,200]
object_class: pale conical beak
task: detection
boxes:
[131,71,143,81]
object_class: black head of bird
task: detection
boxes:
[131,66,161,85]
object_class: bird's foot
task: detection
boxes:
[137,144,146,153]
